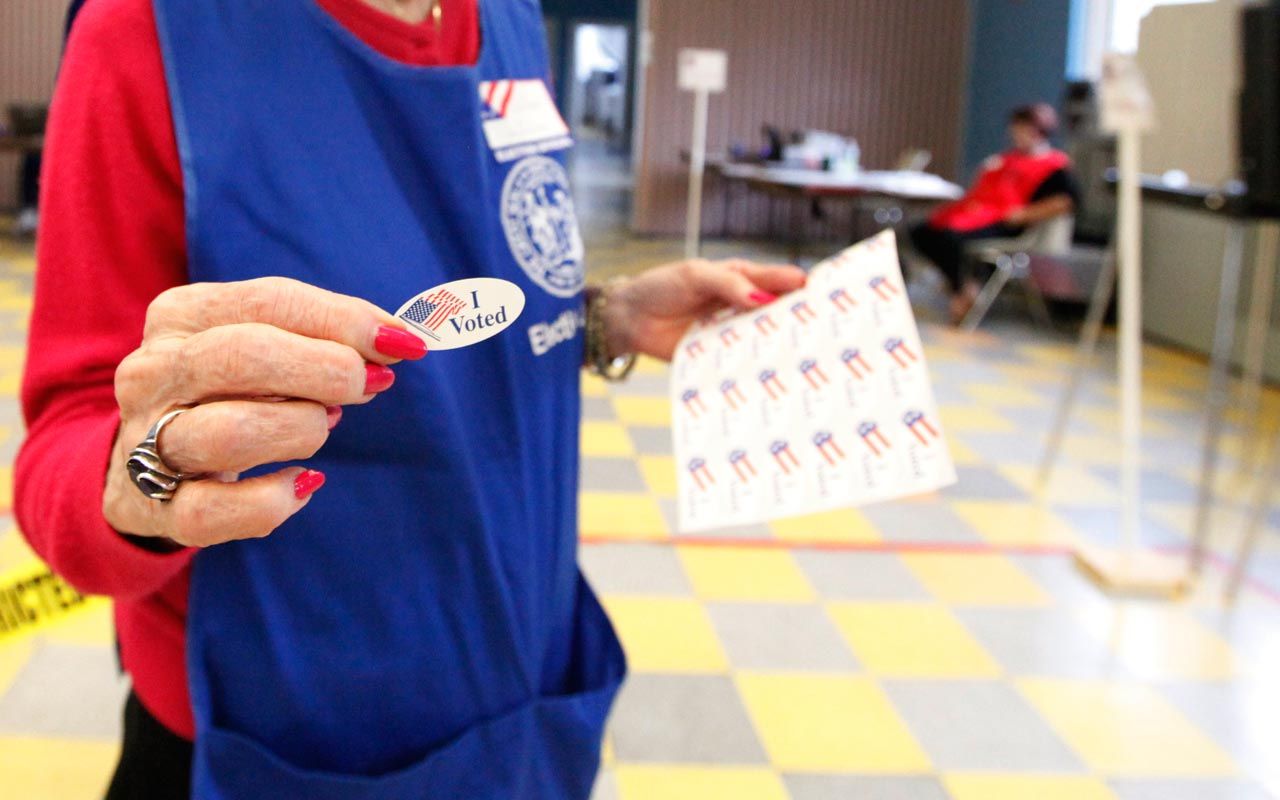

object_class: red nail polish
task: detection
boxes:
[294,470,326,500]
[325,405,343,430]
[749,290,778,305]
[364,364,396,394]
[374,325,428,360]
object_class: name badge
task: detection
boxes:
[480,79,573,163]
[395,278,526,351]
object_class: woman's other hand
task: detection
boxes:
[601,259,807,361]
[103,277,427,548]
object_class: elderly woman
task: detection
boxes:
[16,0,803,797]
[910,103,1078,323]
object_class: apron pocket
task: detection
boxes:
[193,577,625,800]
[195,680,618,800]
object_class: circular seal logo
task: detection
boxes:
[500,156,585,298]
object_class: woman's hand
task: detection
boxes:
[601,259,807,361]
[103,277,427,548]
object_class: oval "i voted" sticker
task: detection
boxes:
[394,278,526,351]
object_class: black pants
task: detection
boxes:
[105,692,193,800]
[20,152,41,210]
[909,221,1021,293]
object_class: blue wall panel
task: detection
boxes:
[963,0,1073,176]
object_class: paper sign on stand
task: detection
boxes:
[670,231,957,532]
[1067,55,1187,595]
[679,48,727,260]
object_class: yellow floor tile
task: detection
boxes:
[612,396,672,427]
[676,547,816,602]
[581,373,610,398]
[1059,434,1125,465]
[0,294,32,313]
[637,455,677,497]
[768,508,880,543]
[1074,407,1179,437]
[951,500,1079,547]
[937,405,1016,433]
[998,464,1121,508]
[946,438,984,466]
[943,774,1119,800]
[827,603,1001,678]
[901,553,1053,606]
[615,765,788,800]
[964,383,1044,408]
[580,493,668,539]
[602,596,728,673]
[736,672,931,773]
[1074,603,1242,681]
[1018,678,1237,776]
[42,600,115,648]
[1017,342,1076,362]
[581,421,635,457]
[0,527,38,573]
[0,464,12,509]
[0,737,119,799]
[0,345,24,367]
[997,362,1075,386]
[632,355,668,376]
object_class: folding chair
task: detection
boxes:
[960,214,1075,331]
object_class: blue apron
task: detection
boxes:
[151,0,625,796]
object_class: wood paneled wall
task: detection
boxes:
[633,0,971,235]
[0,0,64,210]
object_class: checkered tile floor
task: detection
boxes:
[2,227,1280,799]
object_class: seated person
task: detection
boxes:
[910,103,1078,323]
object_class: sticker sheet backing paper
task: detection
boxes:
[671,231,957,533]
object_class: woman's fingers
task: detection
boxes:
[157,399,335,475]
[725,260,808,297]
[689,259,806,310]
[143,277,426,364]
[164,467,325,548]
[138,323,393,408]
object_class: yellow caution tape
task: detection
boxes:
[0,560,105,644]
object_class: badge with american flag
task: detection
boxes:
[399,289,468,342]
[392,278,527,352]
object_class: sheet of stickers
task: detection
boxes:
[671,230,957,533]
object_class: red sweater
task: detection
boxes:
[17,0,479,740]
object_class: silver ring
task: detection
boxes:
[126,408,191,502]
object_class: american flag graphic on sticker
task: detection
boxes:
[400,289,468,341]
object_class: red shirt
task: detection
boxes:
[929,148,1072,232]
[16,0,479,740]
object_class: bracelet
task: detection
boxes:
[585,280,637,382]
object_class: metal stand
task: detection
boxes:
[684,87,710,260]
[1038,246,1117,487]
[1189,221,1249,576]
[1226,426,1280,601]
[1046,129,1189,596]
[1235,221,1278,477]
[960,252,1055,332]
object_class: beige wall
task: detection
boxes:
[632,0,971,235]
[0,0,64,210]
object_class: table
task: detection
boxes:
[704,160,962,257]
[1040,173,1278,597]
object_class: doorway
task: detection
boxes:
[564,21,634,239]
